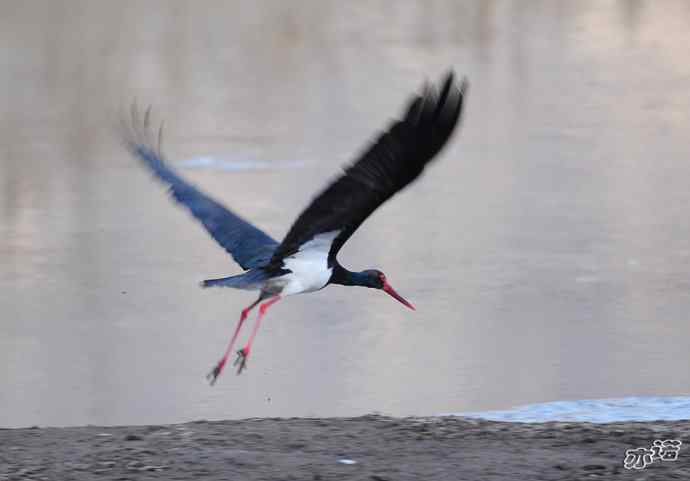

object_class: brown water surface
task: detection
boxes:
[2,1,690,427]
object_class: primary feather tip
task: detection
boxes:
[439,70,469,94]
[439,70,468,115]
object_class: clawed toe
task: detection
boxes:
[234,348,249,374]
[207,358,226,385]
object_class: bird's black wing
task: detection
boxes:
[268,72,467,267]
[120,107,279,270]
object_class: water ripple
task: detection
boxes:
[177,156,305,172]
[444,397,690,423]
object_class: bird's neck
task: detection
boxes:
[330,264,370,287]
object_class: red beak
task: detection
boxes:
[382,281,415,310]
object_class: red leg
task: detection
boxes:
[207,297,262,385]
[234,296,280,374]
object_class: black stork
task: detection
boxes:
[121,71,467,383]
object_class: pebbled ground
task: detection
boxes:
[1,416,689,480]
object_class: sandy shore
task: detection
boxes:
[1,416,689,480]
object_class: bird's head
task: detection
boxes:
[361,270,415,310]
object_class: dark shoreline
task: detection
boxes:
[2,416,689,480]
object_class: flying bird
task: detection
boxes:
[121,71,467,383]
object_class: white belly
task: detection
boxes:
[278,262,332,296]
[274,230,339,296]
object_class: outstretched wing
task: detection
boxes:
[120,107,279,270]
[268,71,467,267]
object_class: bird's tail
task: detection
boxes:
[200,269,270,290]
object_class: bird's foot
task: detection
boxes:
[234,347,250,374]
[206,357,227,386]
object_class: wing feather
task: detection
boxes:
[120,108,279,270]
[269,72,467,267]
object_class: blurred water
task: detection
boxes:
[2,1,690,428]
[177,156,306,171]
[451,396,690,423]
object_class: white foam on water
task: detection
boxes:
[441,396,690,423]
[177,156,305,171]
